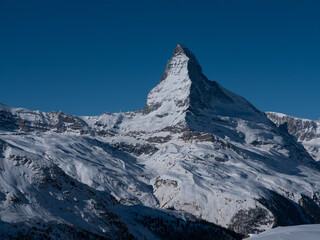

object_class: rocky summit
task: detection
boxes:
[0,45,320,239]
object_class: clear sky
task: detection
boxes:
[1,0,319,119]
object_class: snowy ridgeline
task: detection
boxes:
[0,44,320,239]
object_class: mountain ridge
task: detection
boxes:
[267,111,320,161]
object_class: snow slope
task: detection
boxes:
[0,44,320,237]
[0,133,239,239]
[249,224,320,240]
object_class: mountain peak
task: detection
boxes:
[173,44,196,59]
[141,45,264,131]
[159,44,202,84]
[173,43,186,55]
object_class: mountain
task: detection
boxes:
[1,44,320,238]
[267,112,320,161]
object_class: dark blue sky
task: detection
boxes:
[1,0,319,119]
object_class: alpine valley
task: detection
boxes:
[0,45,319,239]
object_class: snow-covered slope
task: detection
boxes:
[1,44,320,237]
[0,134,240,239]
[249,224,320,240]
[0,135,133,239]
[267,112,320,161]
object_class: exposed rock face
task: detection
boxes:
[0,45,320,237]
[267,112,320,141]
[110,142,158,156]
[267,112,320,161]
[229,207,273,235]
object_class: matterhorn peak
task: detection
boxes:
[145,44,196,115]
[173,44,199,63]
[173,43,187,55]
[139,44,266,132]
[157,44,203,83]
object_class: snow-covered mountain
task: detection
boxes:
[1,44,320,238]
[267,112,320,162]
